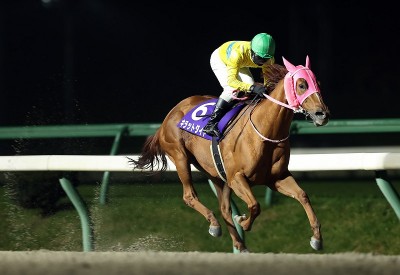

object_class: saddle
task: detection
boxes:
[177,98,247,182]
[177,98,246,141]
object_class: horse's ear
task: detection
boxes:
[282,56,296,72]
[306,55,311,68]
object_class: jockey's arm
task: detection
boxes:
[226,66,252,92]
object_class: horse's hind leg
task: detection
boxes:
[274,175,323,250]
[172,157,222,237]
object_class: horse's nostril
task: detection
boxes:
[316,111,326,119]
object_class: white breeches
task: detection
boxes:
[210,48,254,102]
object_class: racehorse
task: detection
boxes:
[131,56,330,252]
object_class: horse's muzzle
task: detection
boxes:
[312,109,330,127]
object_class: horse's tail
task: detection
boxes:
[128,130,168,173]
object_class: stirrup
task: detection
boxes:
[210,128,221,138]
[204,123,221,137]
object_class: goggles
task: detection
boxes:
[251,50,271,66]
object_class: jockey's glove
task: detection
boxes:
[249,84,266,96]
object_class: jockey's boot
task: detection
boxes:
[203,98,231,138]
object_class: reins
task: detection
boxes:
[221,92,307,143]
[247,93,292,143]
[221,60,318,142]
[261,92,305,114]
[248,89,313,142]
[249,103,290,143]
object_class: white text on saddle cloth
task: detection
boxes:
[283,55,320,109]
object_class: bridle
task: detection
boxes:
[249,56,321,142]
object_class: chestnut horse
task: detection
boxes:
[131,56,330,252]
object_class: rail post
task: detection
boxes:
[99,126,129,205]
[375,170,400,220]
[59,177,94,251]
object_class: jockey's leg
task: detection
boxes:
[203,97,232,138]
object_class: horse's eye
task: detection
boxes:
[299,83,307,90]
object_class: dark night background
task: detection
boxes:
[0,0,399,126]
[0,0,399,245]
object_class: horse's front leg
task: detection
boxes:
[274,174,323,250]
[217,182,248,252]
[229,172,260,232]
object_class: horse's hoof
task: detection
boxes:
[240,249,250,253]
[310,236,323,251]
[234,214,246,224]
[209,225,222,237]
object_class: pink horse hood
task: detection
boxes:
[282,55,320,108]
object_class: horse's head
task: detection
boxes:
[283,56,330,126]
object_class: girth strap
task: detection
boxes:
[210,137,227,182]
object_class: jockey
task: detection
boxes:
[203,33,276,138]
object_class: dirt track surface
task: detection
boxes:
[0,251,399,275]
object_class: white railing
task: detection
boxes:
[1,152,400,171]
[0,151,399,252]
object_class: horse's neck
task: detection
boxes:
[253,82,293,139]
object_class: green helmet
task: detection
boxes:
[251,33,275,59]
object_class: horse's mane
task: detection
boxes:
[262,64,288,93]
